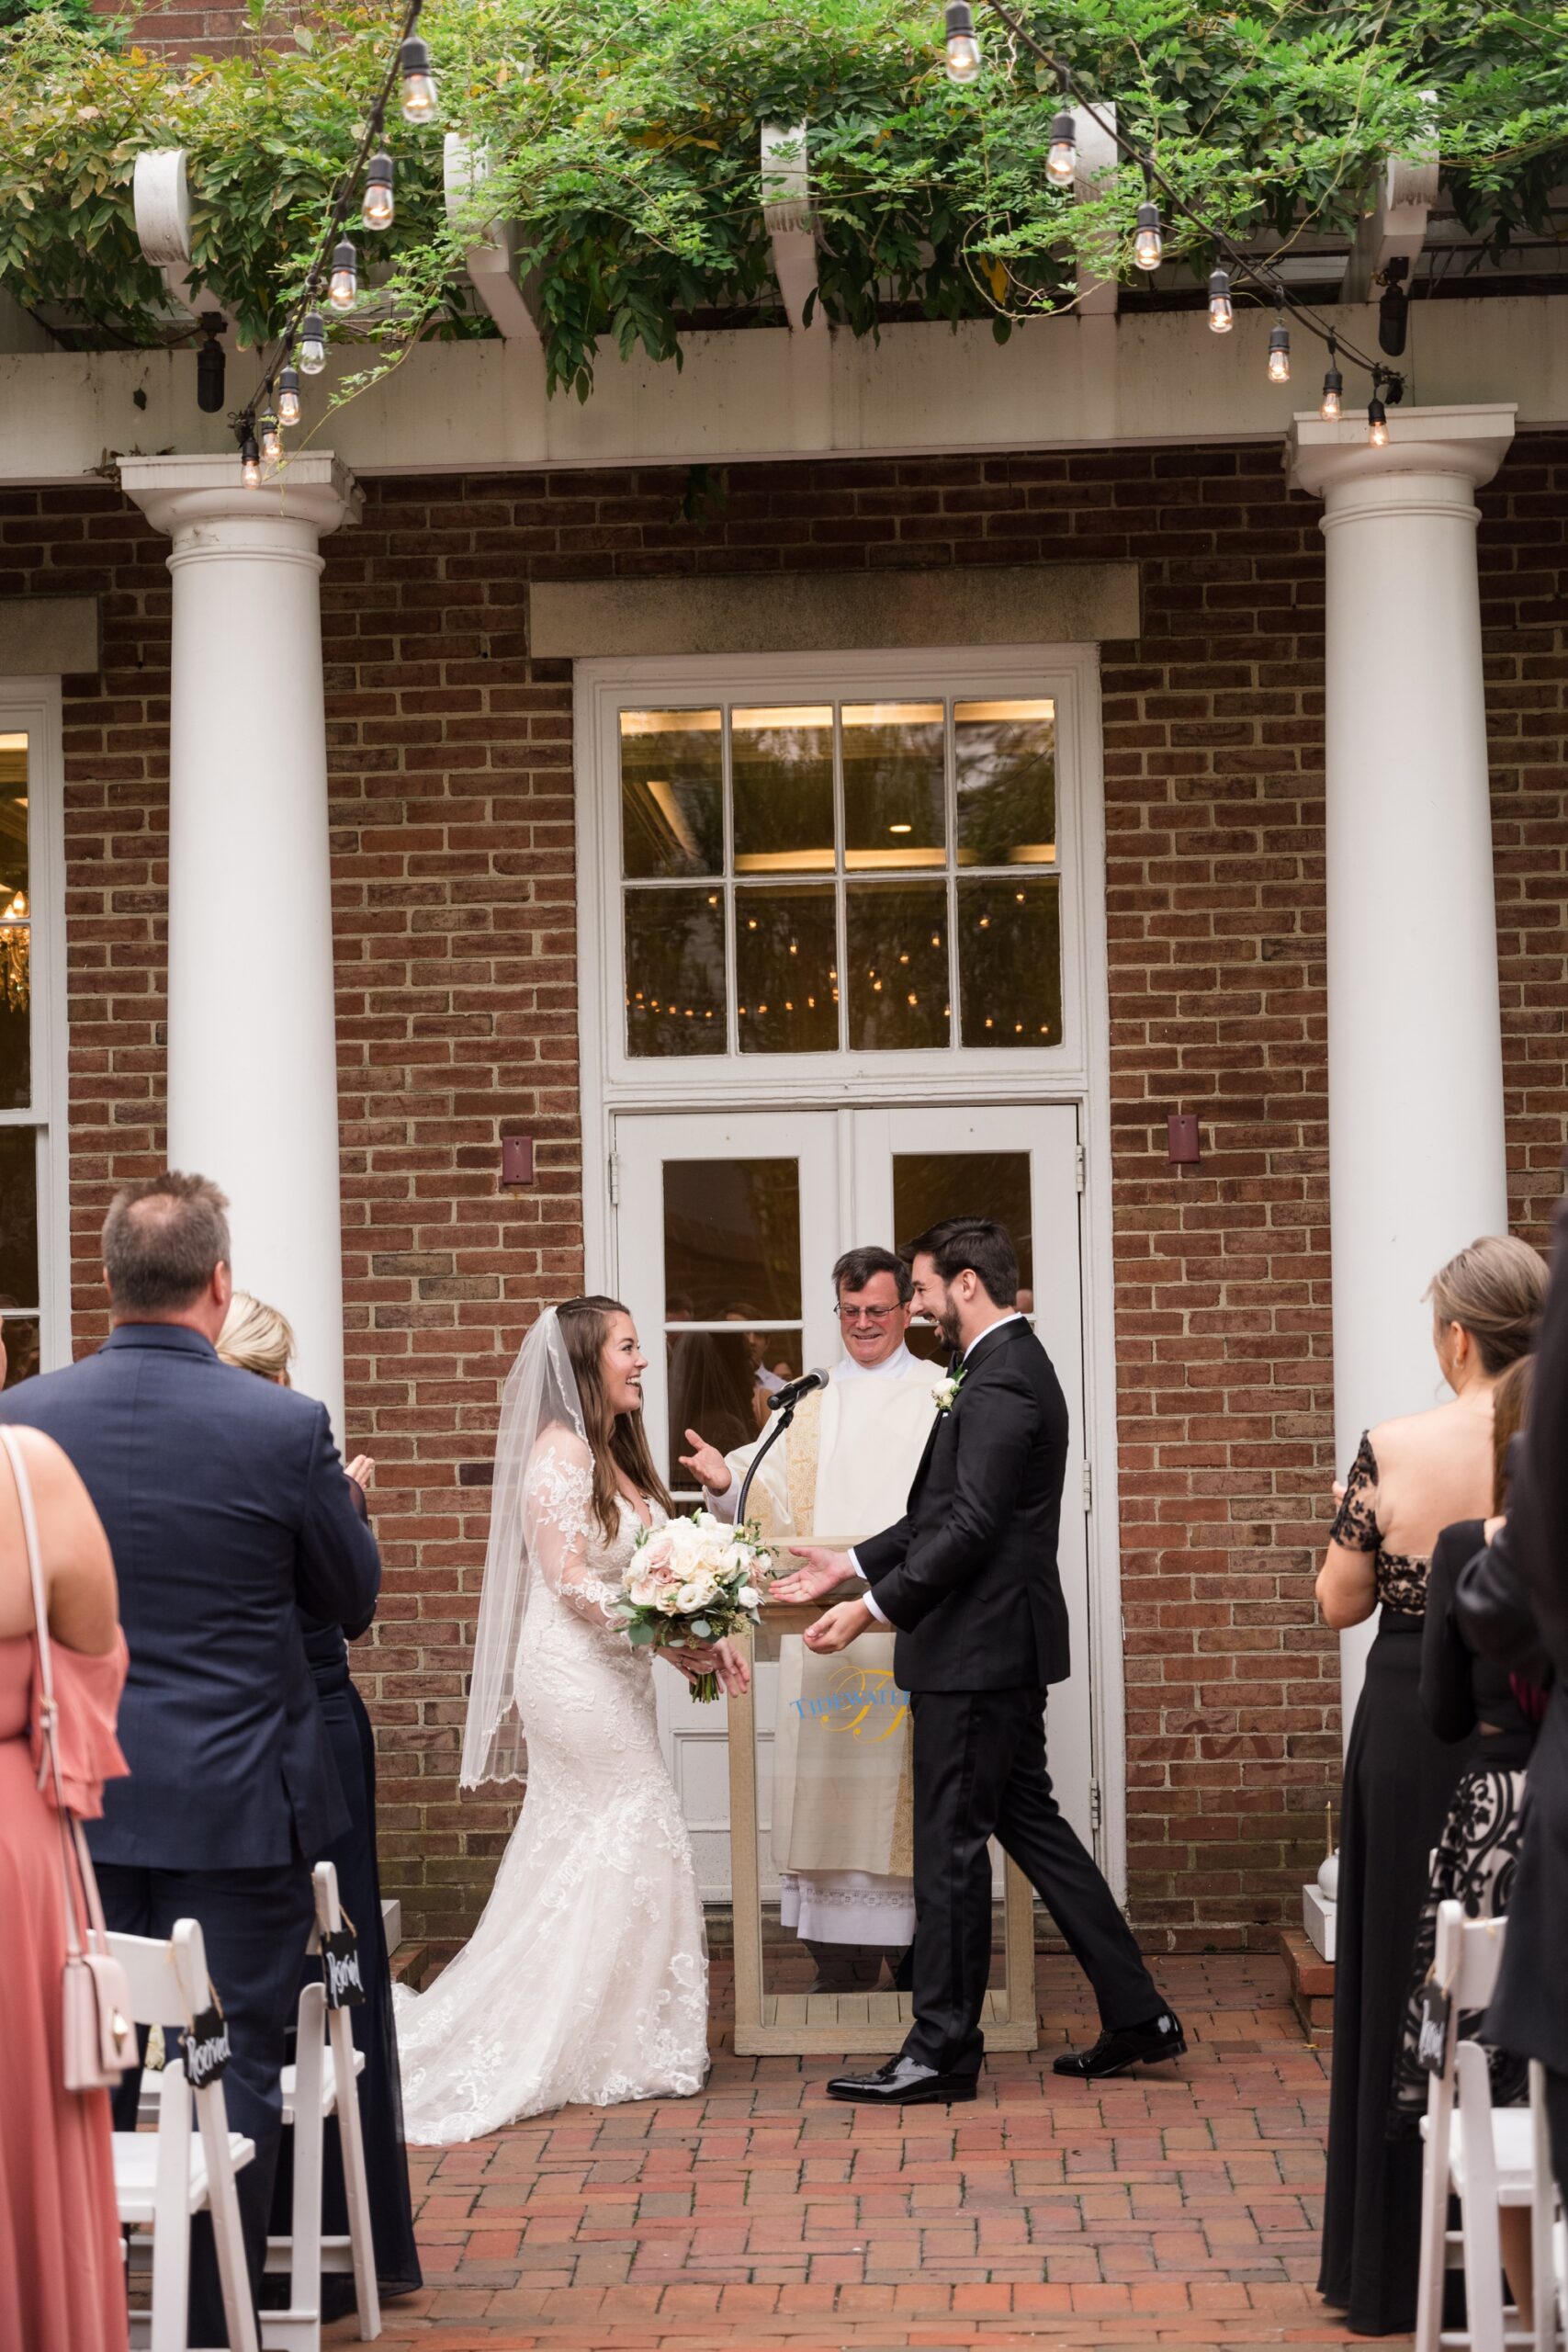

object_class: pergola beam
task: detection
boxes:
[1070,102,1120,317]
[444,133,543,346]
[132,149,225,322]
[761,121,823,334]
[1343,119,1439,305]
[0,298,1561,485]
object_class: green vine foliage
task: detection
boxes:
[0,0,1563,395]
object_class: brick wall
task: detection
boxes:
[101,0,255,60]
[17,432,1568,1951]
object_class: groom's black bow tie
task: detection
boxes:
[948,1350,963,1377]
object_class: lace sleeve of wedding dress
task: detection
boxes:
[525,1431,626,1625]
[461,1303,605,1791]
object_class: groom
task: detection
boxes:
[772,1216,1183,2104]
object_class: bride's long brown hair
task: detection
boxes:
[557,1295,673,1544]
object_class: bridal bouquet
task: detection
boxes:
[613,1510,769,1702]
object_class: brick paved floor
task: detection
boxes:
[332,1952,1385,2351]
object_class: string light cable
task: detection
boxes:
[233,0,437,478]
[953,0,1404,434]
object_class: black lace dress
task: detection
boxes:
[1387,1518,1536,2121]
[1317,1437,1476,2338]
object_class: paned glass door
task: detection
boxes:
[0,708,63,1388]
[612,1114,840,1896]
[612,1105,1090,1899]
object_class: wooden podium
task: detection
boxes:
[727,1594,1040,2058]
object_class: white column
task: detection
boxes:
[1288,403,1516,1735]
[120,453,362,1446]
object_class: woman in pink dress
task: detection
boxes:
[0,1328,130,2352]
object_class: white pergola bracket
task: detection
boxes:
[444,133,543,346]
[761,121,823,334]
[1070,102,1120,317]
[132,150,224,322]
[1343,110,1438,304]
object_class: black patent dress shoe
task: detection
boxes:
[1052,2009,1186,2079]
[826,2055,978,2105]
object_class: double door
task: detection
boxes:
[611,1103,1093,1895]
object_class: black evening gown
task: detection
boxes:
[1317,1439,1474,2338]
[1389,1518,1537,2121]
[274,1623,423,2312]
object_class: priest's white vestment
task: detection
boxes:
[711,1344,937,1949]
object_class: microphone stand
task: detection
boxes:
[735,1394,798,1532]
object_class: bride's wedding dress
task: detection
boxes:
[396,1430,708,2143]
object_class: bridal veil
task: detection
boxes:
[459,1306,586,1789]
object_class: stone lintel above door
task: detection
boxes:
[528,561,1139,661]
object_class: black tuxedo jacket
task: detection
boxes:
[854,1317,1071,1693]
[1478,1190,1568,2072]
[0,1323,381,1872]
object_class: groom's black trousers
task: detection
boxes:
[903,1688,1158,2078]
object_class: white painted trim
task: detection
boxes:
[577,644,1098,1101]
[0,295,1563,484]
[0,677,71,1374]
[1069,650,1127,1899]
[573,640,1132,1895]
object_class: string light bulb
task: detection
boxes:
[1207,268,1233,333]
[277,366,301,427]
[399,34,438,120]
[241,432,261,491]
[328,238,358,311]
[1368,392,1389,449]
[1045,109,1077,187]
[364,151,395,231]
[1320,339,1342,421]
[299,311,327,374]
[1267,316,1291,384]
[943,0,981,83]
[1134,198,1162,271]
[259,410,282,464]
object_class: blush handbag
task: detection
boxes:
[0,1424,135,2091]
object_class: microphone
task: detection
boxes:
[768,1366,830,1412]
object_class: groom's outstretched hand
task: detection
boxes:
[770,1546,855,1603]
[805,1599,874,1654]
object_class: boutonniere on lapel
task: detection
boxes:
[931,1367,967,1415]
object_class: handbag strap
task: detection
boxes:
[1,1425,88,1962]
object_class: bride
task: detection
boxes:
[396,1295,749,2143]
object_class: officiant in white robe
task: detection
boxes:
[680,1247,938,1990]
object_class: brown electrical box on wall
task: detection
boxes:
[1167,1114,1201,1167]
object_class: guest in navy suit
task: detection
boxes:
[217,1289,422,2314]
[0,1171,381,2347]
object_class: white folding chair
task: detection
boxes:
[261,1860,381,2347]
[1416,1902,1560,2352]
[111,1917,259,2352]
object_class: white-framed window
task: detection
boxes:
[577,647,1100,1098]
[0,681,70,1387]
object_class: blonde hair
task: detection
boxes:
[218,1290,297,1383]
[1492,1353,1535,1513]
[1427,1236,1548,1380]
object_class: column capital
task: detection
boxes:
[1287,401,1516,504]
[118,449,363,543]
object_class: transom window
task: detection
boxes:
[618,695,1061,1057]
